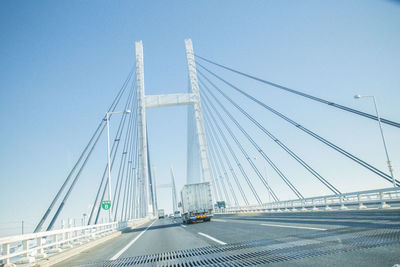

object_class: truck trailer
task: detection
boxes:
[181,182,213,224]
[158,209,165,219]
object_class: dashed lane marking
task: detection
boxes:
[198,232,227,245]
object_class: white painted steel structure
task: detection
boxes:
[215,187,400,214]
[170,166,178,213]
[135,39,214,218]
[135,41,152,218]
[184,39,213,189]
[3,39,400,266]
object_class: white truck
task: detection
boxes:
[158,209,165,219]
[174,210,181,218]
[180,182,213,224]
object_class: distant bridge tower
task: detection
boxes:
[170,166,178,212]
[135,39,214,217]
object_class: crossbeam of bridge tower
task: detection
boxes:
[135,39,215,218]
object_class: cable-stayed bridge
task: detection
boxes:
[1,39,400,266]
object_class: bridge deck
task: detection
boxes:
[58,210,400,266]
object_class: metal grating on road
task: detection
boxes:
[75,227,400,267]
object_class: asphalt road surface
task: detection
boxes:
[58,209,400,266]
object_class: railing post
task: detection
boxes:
[2,243,10,265]
[62,219,73,249]
[325,197,332,211]
[284,201,290,212]
[36,236,47,259]
[358,194,367,209]
[49,233,62,253]
[73,226,82,246]
[16,239,35,264]
[291,201,296,212]
[340,195,348,210]
[379,191,390,209]
[61,219,66,244]
[301,200,307,211]
[312,199,319,211]
[276,202,282,212]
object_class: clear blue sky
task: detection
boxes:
[0,0,399,236]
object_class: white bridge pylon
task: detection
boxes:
[135,39,214,217]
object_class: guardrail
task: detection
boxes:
[215,187,400,214]
[0,217,152,266]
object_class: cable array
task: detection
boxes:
[35,49,399,232]
[196,61,399,189]
[34,66,149,231]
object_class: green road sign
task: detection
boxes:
[102,200,111,210]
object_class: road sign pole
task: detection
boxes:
[106,112,113,222]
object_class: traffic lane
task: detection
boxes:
[176,216,332,245]
[176,216,400,267]
[55,219,156,266]
[214,211,400,229]
[118,218,211,258]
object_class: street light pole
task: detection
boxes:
[354,95,395,187]
[106,112,112,222]
[105,109,131,222]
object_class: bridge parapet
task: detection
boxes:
[0,217,153,266]
[215,187,400,214]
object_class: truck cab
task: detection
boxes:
[183,209,212,224]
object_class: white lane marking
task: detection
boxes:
[212,219,227,222]
[180,224,187,228]
[198,232,227,245]
[260,223,326,231]
[110,220,157,260]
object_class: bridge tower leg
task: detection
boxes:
[170,166,178,212]
[184,39,214,202]
[135,41,153,217]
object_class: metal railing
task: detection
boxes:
[216,187,400,214]
[0,217,152,266]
